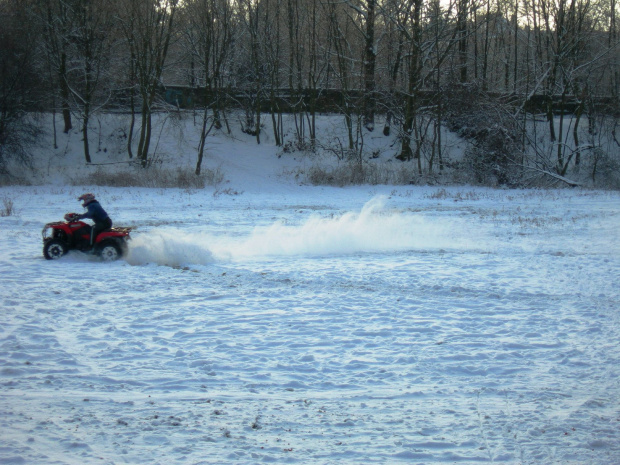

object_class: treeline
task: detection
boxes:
[1,0,619,187]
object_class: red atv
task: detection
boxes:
[42,213,132,261]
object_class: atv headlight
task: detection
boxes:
[42,226,53,240]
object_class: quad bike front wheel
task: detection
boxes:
[97,241,122,262]
[43,239,68,260]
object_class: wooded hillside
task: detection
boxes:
[1,0,619,187]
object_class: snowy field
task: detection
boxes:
[1,115,620,464]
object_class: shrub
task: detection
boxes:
[303,161,420,186]
[0,197,15,216]
[72,166,225,189]
[443,82,524,187]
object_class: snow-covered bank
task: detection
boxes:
[0,112,618,463]
[1,184,619,464]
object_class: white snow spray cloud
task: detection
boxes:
[126,196,475,266]
[126,230,216,267]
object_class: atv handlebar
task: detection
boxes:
[64,212,80,222]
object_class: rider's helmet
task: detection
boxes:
[78,193,96,207]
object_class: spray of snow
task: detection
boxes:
[126,230,216,266]
[126,196,477,266]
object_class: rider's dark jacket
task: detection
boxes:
[77,200,110,224]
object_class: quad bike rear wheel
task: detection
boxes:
[43,239,68,260]
[97,241,122,262]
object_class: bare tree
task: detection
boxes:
[457,0,469,82]
[347,0,378,131]
[286,0,307,144]
[380,0,407,136]
[611,0,619,98]
[325,0,358,152]
[182,0,234,174]
[0,0,42,178]
[67,0,116,163]
[117,0,179,166]
[34,0,74,134]
[261,0,285,147]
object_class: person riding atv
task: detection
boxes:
[42,195,130,261]
[74,193,113,249]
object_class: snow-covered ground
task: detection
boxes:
[1,114,619,464]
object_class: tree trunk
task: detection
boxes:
[82,114,91,163]
[127,88,135,159]
[363,0,376,131]
[59,53,72,133]
[196,108,209,175]
[397,0,422,161]
[457,0,468,83]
